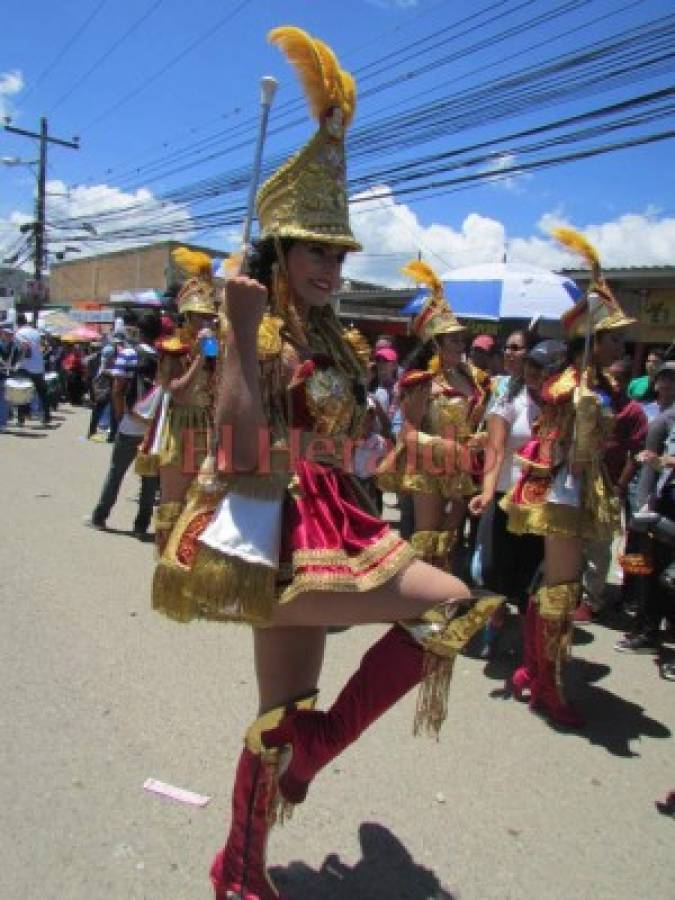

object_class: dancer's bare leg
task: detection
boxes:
[271,559,471,627]
[254,626,326,713]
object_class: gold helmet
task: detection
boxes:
[552,227,635,334]
[403,259,465,343]
[256,27,361,251]
[172,247,216,317]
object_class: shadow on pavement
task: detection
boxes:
[1,427,48,439]
[563,657,672,756]
[271,822,456,900]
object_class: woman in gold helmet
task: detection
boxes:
[501,227,634,727]
[151,28,500,900]
[139,248,218,551]
[382,261,488,571]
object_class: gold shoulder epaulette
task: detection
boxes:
[541,366,578,405]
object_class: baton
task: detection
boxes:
[241,75,278,267]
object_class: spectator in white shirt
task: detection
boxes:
[13,312,50,426]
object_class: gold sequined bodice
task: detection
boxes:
[302,364,358,437]
[426,384,474,442]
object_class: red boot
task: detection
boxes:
[529,584,585,729]
[512,597,538,701]
[262,596,502,805]
[262,625,424,805]
[210,747,286,900]
[210,697,316,900]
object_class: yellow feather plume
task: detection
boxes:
[551,226,601,278]
[172,247,212,280]
[269,26,355,127]
[401,259,443,294]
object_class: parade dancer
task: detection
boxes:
[391,262,487,571]
[137,249,217,551]
[151,27,500,899]
[501,227,634,726]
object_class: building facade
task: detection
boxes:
[49,241,225,306]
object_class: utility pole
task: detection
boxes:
[3,117,79,324]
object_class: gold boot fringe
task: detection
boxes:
[403,593,503,737]
[134,450,159,477]
[409,530,441,564]
[413,651,455,739]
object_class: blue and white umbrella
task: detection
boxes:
[401,262,581,320]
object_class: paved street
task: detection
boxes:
[1,406,673,900]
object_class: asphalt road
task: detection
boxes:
[1,405,673,900]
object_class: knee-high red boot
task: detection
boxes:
[210,747,283,900]
[512,597,538,701]
[529,583,585,729]
[210,696,316,900]
[262,596,501,805]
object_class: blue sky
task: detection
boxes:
[2,0,674,285]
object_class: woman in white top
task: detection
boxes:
[469,333,546,660]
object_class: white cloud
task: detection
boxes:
[46,179,194,260]
[0,70,24,118]
[347,184,506,285]
[346,183,675,286]
[0,180,194,269]
[481,152,531,194]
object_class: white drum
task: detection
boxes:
[5,377,35,406]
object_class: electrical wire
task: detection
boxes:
[48,0,168,115]
[19,1,108,104]
[80,0,254,134]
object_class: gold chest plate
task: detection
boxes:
[427,393,472,440]
[305,365,355,436]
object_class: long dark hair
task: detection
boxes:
[246,237,294,289]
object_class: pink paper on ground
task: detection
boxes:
[143,778,211,807]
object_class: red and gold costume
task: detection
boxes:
[378,260,486,568]
[151,27,499,900]
[503,227,634,726]
[137,249,217,543]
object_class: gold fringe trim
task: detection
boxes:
[278,541,416,606]
[501,493,618,540]
[413,652,455,739]
[537,581,579,623]
[134,451,159,477]
[188,545,277,624]
[409,530,440,564]
[157,404,212,469]
[291,530,404,571]
[153,501,183,532]
[152,558,196,623]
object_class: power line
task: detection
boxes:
[20,1,108,104]
[80,0,254,134]
[48,0,167,115]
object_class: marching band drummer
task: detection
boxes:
[151,27,501,899]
